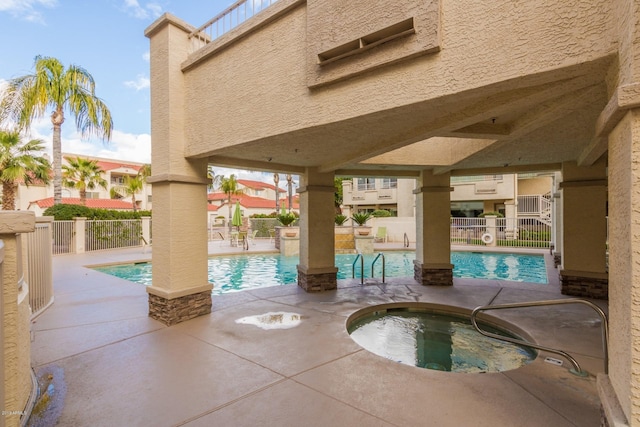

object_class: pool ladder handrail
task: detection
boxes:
[371,252,385,283]
[352,253,364,285]
[403,232,410,248]
[470,298,608,375]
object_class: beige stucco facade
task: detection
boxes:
[146,0,640,424]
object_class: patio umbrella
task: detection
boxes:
[232,201,243,231]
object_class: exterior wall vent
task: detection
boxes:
[318,18,415,65]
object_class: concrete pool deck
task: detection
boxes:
[28,240,607,426]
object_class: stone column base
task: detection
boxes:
[560,270,608,300]
[297,266,338,292]
[148,291,212,326]
[414,261,453,286]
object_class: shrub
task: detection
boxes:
[351,212,372,226]
[335,214,348,225]
[43,204,152,220]
[276,212,297,226]
[43,204,92,220]
[371,209,392,217]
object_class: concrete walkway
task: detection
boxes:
[28,240,607,426]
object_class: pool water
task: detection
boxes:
[347,307,537,373]
[94,251,547,295]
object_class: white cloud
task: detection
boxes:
[24,121,150,164]
[0,0,57,24]
[124,75,150,91]
[122,0,162,20]
[142,51,150,62]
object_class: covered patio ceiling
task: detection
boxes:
[203,55,613,177]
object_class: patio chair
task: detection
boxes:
[247,230,259,244]
[374,226,387,243]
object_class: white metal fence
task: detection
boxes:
[450,217,551,248]
[52,220,75,255]
[52,219,149,254]
[85,220,143,252]
[26,218,54,318]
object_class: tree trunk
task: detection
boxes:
[79,188,87,206]
[51,108,65,205]
[132,194,137,212]
[1,182,16,210]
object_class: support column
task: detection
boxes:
[414,170,453,286]
[0,212,35,426]
[145,15,211,325]
[559,159,608,299]
[603,108,640,427]
[297,168,338,292]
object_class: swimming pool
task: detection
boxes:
[94,251,547,294]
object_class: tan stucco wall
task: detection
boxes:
[517,176,552,196]
[608,110,640,423]
[182,0,615,159]
[1,213,35,425]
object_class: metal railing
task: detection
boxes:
[86,220,143,252]
[518,194,551,216]
[471,299,609,375]
[52,220,75,254]
[25,219,54,318]
[352,253,364,285]
[450,217,551,248]
[189,0,279,52]
[371,252,386,283]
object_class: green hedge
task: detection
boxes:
[44,204,152,220]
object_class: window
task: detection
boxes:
[147,195,152,203]
[86,192,100,199]
[380,178,397,189]
[356,178,376,191]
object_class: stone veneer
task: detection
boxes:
[297,267,337,292]
[561,274,608,300]
[148,291,212,326]
[414,261,453,286]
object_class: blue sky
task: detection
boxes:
[0,0,241,168]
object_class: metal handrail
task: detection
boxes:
[371,253,385,283]
[471,298,608,375]
[352,253,364,285]
[403,232,409,248]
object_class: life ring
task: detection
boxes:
[481,233,494,244]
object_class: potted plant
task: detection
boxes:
[277,212,298,237]
[351,212,372,235]
[335,214,348,226]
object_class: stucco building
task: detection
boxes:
[145,1,636,424]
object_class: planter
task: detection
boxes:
[354,226,372,236]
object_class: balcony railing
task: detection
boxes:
[189,0,279,53]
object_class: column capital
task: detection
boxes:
[296,184,334,194]
[413,186,453,194]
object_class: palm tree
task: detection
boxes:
[111,174,144,212]
[62,157,107,205]
[220,174,243,225]
[0,55,113,205]
[207,166,222,193]
[0,129,51,210]
[138,163,151,181]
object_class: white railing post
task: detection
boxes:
[74,217,87,253]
